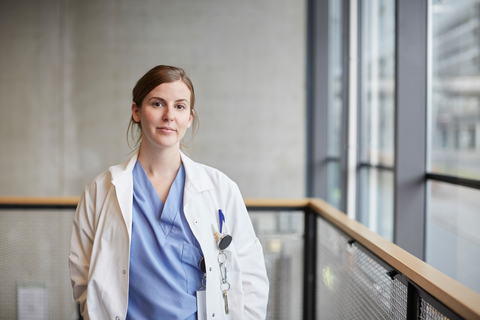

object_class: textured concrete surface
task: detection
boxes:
[0,1,306,318]
[0,0,306,198]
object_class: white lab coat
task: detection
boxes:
[68,151,269,320]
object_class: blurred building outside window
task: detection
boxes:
[427,0,480,295]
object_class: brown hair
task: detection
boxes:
[127,65,199,150]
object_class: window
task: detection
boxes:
[358,0,396,241]
[426,0,480,294]
[310,0,480,295]
[326,0,344,210]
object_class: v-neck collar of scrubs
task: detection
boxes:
[128,160,203,319]
[133,161,185,238]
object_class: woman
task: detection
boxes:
[69,65,269,320]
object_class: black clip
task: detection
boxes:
[217,234,233,250]
[387,270,398,280]
[199,257,206,273]
[347,239,356,246]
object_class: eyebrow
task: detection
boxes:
[148,97,189,104]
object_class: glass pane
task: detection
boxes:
[429,0,480,180]
[326,0,344,210]
[327,161,342,209]
[359,167,394,241]
[426,181,480,295]
[360,0,396,167]
[327,0,344,158]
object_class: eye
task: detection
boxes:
[152,101,164,107]
[176,104,186,110]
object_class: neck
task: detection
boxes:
[137,143,182,178]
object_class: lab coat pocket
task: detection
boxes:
[181,243,204,294]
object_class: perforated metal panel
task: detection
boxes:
[0,210,77,320]
[0,208,465,320]
[420,299,450,320]
[249,211,304,320]
[316,216,408,320]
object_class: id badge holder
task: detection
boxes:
[197,257,207,320]
[196,288,207,320]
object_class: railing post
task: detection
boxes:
[303,209,317,320]
[407,282,420,319]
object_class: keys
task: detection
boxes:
[223,290,229,314]
[218,251,230,315]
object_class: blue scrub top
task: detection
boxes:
[126,161,204,320]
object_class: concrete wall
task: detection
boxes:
[0,0,306,199]
[0,0,306,318]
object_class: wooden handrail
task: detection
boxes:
[0,197,309,208]
[0,196,80,207]
[1,197,479,319]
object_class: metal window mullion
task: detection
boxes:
[340,0,350,213]
[359,162,395,171]
[306,0,329,200]
[394,0,428,260]
[426,173,480,190]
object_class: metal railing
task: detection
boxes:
[248,198,480,320]
[1,197,480,320]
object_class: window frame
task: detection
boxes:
[307,0,480,261]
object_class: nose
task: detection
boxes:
[163,106,174,122]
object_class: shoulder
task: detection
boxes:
[80,169,113,206]
[181,153,240,197]
[196,162,235,187]
[83,154,137,200]
[183,154,235,185]
[85,169,112,191]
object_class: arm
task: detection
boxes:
[68,187,96,318]
[226,183,269,319]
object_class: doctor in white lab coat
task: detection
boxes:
[68,65,269,320]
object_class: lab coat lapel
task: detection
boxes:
[180,152,214,205]
[109,152,138,238]
[108,151,212,238]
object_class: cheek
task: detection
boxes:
[184,116,193,129]
[141,109,159,124]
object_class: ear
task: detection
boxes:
[132,103,141,122]
[187,109,194,128]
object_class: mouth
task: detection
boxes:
[157,126,176,133]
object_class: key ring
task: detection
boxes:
[220,282,230,292]
[217,251,227,264]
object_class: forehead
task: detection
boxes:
[147,80,191,101]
